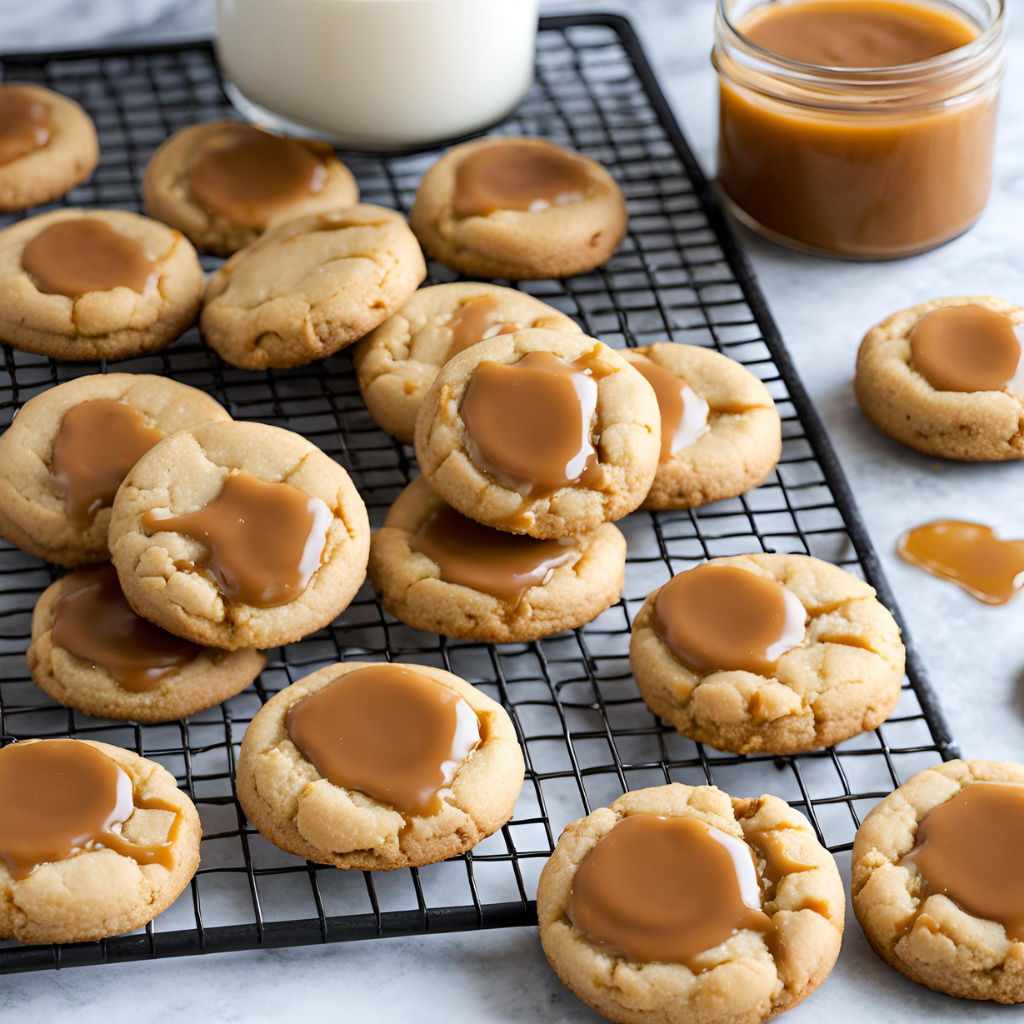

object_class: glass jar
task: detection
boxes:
[713,0,1007,259]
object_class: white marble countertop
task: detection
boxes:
[1,1,1021,1022]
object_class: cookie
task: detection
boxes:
[537,783,844,1024]
[0,84,99,211]
[0,209,205,362]
[0,373,230,567]
[622,344,782,509]
[410,136,628,280]
[629,554,905,755]
[852,759,1024,1003]
[27,564,265,722]
[854,296,1024,461]
[200,205,426,370]
[353,282,581,443]
[143,120,359,255]
[414,330,660,539]
[236,661,524,870]
[0,737,201,945]
[109,420,370,651]
[369,477,625,642]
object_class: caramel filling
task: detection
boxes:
[52,564,204,692]
[898,520,1024,605]
[622,351,709,462]
[141,470,331,608]
[446,296,519,361]
[461,349,612,498]
[22,219,156,298]
[901,783,1024,941]
[0,87,50,167]
[654,564,807,675]
[742,0,975,68]
[285,664,482,817]
[410,504,576,606]
[0,739,180,879]
[909,306,1024,393]
[49,399,165,530]
[187,124,328,228]
[452,142,600,219]
[567,815,774,969]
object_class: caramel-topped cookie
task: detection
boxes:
[236,661,524,870]
[414,330,660,539]
[354,283,581,442]
[410,137,628,280]
[0,209,204,362]
[0,84,99,211]
[630,553,905,755]
[108,420,370,650]
[369,477,626,642]
[855,296,1024,461]
[27,565,265,722]
[0,373,230,567]
[622,343,782,509]
[0,738,201,944]
[538,783,844,1024]
[201,205,426,370]
[853,759,1024,1003]
[143,121,359,255]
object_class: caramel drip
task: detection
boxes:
[622,351,709,461]
[453,142,600,218]
[741,0,976,68]
[52,564,204,692]
[446,296,519,361]
[187,125,328,228]
[0,86,50,167]
[285,664,482,817]
[901,783,1024,941]
[567,815,774,969]
[747,829,816,892]
[898,520,1024,605]
[409,504,576,606]
[654,564,807,675]
[141,470,331,608]
[49,399,165,530]
[22,219,156,298]
[461,348,614,498]
[909,306,1024,393]
[0,739,179,879]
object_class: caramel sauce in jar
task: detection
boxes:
[714,0,1006,258]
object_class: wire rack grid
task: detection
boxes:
[0,14,957,974]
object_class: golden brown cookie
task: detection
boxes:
[538,783,844,1024]
[143,120,359,255]
[623,343,782,509]
[629,554,905,755]
[369,477,626,642]
[200,205,427,370]
[109,420,370,650]
[0,373,230,567]
[414,330,660,539]
[0,209,204,362]
[0,737,201,945]
[410,136,628,279]
[236,661,524,870]
[0,84,99,211]
[852,759,1024,1003]
[353,282,581,443]
[854,296,1024,461]
[27,565,265,722]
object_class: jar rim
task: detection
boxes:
[715,0,1006,84]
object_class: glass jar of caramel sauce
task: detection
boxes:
[713,0,1006,258]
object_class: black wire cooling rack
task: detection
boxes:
[0,14,958,974]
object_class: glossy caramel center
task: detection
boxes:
[622,351,709,462]
[446,296,519,361]
[0,86,50,167]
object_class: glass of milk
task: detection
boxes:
[216,0,540,150]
